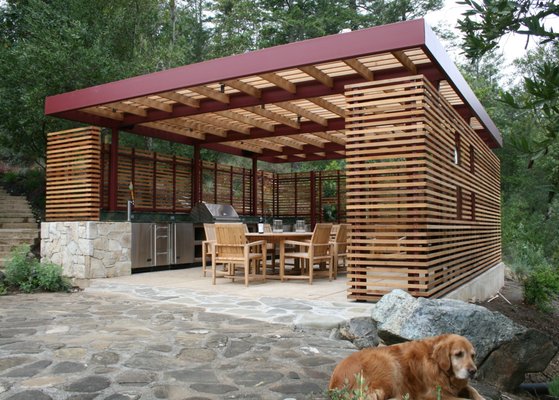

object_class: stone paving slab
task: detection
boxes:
[0,291,360,400]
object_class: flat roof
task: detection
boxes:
[45,19,502,163]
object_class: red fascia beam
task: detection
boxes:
[423,24,502,147]
[45,19,426,115]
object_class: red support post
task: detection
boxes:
[192,145,200,206]
[310,171,316,229]
[108,128,119,211]
[251,156,258,216]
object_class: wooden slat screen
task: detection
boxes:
[100,146,345,220]
[345,76,501,300]
[102,147,192,212]
[46,127,101,221]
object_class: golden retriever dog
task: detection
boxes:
[329,334,485,400]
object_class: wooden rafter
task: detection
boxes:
[343,58,374,81]
[223,79,261,98]
[248,138,284,152]
[81,107,123,121]
[314,131,346,146]
[141,121,205,140]
[131,97,173,113]
[392,51,417,74]
[105,102,147,117]
[226,140,263,153]
[267,136,304,150]
[276,102,328,126]
[308,97,345,117]
[189,86,230,104]
[245,106,300,129]
[217,110,275,132]
[159,91,200,108]
[289,134,325,148]
[178,118,228,137]
[191,114,250,135]
[299,66,333,88]
[260,73,297,94]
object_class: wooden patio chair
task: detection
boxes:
[202,223,216,277]
[279,223,333,284]
[212,223,267,287]
[330,223,350,277]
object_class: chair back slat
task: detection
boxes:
[215,224,246,258]
[334,224,350,252]
[203,223,217,242]
[311,223,333,256]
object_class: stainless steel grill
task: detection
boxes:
[190,202,241,223]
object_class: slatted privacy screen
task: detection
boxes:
[102,147,193,213]
[345,76,501,300]
[46,127,102,221]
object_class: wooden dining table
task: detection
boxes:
[246,231,312,277]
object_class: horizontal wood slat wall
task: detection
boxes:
[102,147,193,213]
[99,145,343,220]
[46,127,101,221]
[345,75,501,300]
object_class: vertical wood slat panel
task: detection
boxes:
[46,127,101,221]
[345,75,501,300]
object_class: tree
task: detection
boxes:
[458,0,559,166]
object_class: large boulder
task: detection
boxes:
[371,290,557,391]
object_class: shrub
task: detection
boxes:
[549,375,559,397]
[328,373,370,400]
[523,264,559,312]
[4,245,70,293]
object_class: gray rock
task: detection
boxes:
[91,352,119,365]
[6,390,53,400]
[298,356,336,367]
[269,382,322,395]
[165,369,219,383]
[224,340,252,357]
[478,328,558,391]
[228,370,283,386]
[0,357,31,372]
[147,344,172,353]
[372,289,558,392]
[177,348,216,362]
[3,360,52,377]
[337,317,379,349]
[190,383,237,394]
[124,352,178,371]
[51,361,86,374]
[66,375,111,392]
[371,289,523,360]
[116,370,156,385]
[104,394,140,400]
[67,394,99,400]
[0,329,37,339]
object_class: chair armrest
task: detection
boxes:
[247,240,266,248]
[283,240,311,247]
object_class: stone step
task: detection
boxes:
[0,216,36,223]
[0,229,40,241]
[0,222,39,229]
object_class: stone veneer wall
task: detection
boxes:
[41,222,131,279]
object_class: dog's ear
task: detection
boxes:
[432,339,451,371]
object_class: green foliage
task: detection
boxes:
[4,245,70,293]
[0,282,7,296]
[523,264,559,312]
[328,372,370,400]
[549,375,559,397]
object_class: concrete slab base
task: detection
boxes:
[444,262,505,302]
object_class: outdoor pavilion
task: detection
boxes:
[42,19,503,301]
